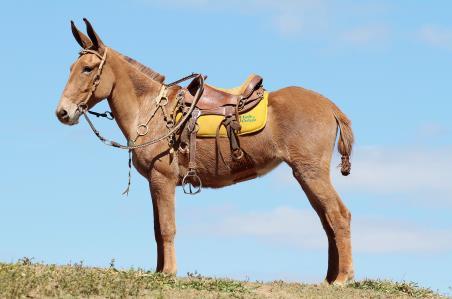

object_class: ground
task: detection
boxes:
[0,259,446,298]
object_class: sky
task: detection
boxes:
[0,0,451,295]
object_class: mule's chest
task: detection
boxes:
[131,146,179,179]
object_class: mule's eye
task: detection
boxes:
[82,66,93,74]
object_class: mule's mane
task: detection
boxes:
[119,53,165,83]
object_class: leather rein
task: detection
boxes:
[76,47,204,150]
[75,47,205,194]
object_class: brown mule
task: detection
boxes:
[55,19,355,285]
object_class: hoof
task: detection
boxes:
[332,280,346,287]
[324,270,355,287]
[325,271,355,286]
[161,268,177,275]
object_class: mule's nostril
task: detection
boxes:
[57,109,69,121]
[58,109,68,118]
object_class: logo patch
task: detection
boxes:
[240,115,256,123]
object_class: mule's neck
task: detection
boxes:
[106,50,164,141]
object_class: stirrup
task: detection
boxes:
[182,170,202,195]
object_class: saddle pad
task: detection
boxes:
[177,91,269,138]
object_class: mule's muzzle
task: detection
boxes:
[56,108,70,122]
[55,100,80,125]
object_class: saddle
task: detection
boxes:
[186,74,263,110]
[174,74,265,194]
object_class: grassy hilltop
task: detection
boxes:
[0,259,446,298]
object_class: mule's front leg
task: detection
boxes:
[149,170,177,274]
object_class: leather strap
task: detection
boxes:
[225,117,243,160]
[181,108,202,195]
[241,75,263,99]
[187,108,201,170]
[239,87,264,113]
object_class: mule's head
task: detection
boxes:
[56,19,115,125]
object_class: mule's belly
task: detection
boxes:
[194,155,282,188]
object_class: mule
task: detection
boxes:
[55,19,355,285]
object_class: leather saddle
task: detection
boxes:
[174,74,265,194]
[186,74,263,111]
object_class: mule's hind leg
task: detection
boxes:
[290,162,354,285]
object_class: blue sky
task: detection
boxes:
[1,0,451,295]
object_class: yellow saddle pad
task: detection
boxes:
[186,91,268,138]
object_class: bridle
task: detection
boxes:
[75,47,204,150]
[74,47,205,194]
[76,47,109,113]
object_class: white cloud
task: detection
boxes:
[340,25,390,46]
[419,25,452,50]
[183,206,452,253]
[416,122,450,140]
[272,13,304,37]
[143,0,328,37]
[137,0,211,8]
[146,0,327,11]
[213,206,324,249]
[354,217,452,253]
[273,145,452,204]
[138,0,390,45]
[262,0,329,37]
[332,146,452,202]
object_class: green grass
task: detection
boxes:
[0,258,446,298]
[349,279,445,298]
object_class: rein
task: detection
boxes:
[80,74,204,150]
[87,110,114,120]
[76,47,205,194]
[77,48,204,150]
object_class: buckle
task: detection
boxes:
[105,111,114,120]
[238,97,245,111]
[136,124,149,136]
[232,148,244,161]
[159,96,169,106]
[77,103,88,113]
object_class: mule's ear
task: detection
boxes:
[71,20,93,49]
[83,18,104,50]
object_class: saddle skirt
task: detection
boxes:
[175,74,268,137]
[194,91,268,137]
